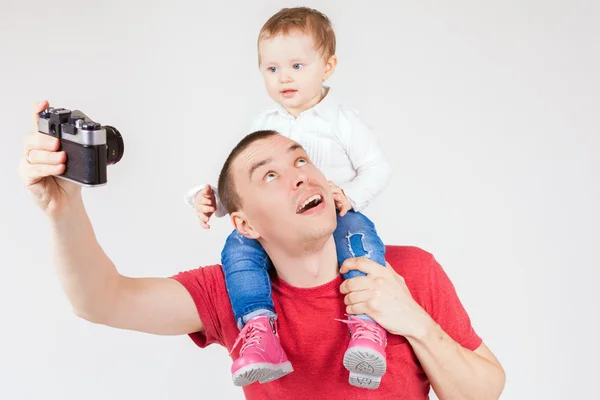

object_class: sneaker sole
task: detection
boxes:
[343,346,386,390]
[232,362,293,386]
[349,371,382,389]
[259,361,294,383]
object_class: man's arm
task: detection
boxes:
[339,257,505,400]
[20,101,203,336]
[406,318,505,400]
[51,196,204,335]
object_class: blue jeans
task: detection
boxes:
[221,210,386,328]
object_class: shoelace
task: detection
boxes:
[336,315,385,347]
[230,320,268,356]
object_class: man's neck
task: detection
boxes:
[264,235,339,288]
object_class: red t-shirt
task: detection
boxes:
[173,246,482,400]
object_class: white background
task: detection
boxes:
[0,1,598,399]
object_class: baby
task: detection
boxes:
[184,7,392,390]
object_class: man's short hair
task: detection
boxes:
[217,130,280,214]
[257,7,336,65]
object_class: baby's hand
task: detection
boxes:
[328,181,352,217]
[194,184,216,229]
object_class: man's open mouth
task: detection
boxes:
[296,194,323,214]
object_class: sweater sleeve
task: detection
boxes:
[336,109,392,212]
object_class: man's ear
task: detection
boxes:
[230,211,261,240]
[323,54,338,81]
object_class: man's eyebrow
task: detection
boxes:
[249,157,272,179]
[248,144,305,179]
[288,143,303,153]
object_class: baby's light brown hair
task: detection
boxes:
[257,7,336,65]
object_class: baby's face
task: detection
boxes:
[258,30,335,117]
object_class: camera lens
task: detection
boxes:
[104,126,124,165]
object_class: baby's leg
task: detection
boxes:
[221,229,276,329]
[333,210,387,390]
[333,210,386,321]
[221,229,292,386]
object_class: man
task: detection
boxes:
[19,101,505,399]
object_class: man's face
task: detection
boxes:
[258,30,335,116]
[231,135,337,248]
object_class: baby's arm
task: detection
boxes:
[337,109,392,212]
[182,113,270,227]
[183,183,228,229]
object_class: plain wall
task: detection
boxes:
[1,1,598,399]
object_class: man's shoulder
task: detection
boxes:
[172,263,226,290]
[171,264,237,349]
[384,245,437,283]
[384,245,435,266]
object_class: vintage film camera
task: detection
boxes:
[37,107,124,186]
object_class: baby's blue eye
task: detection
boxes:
[268,66,277,73]
[296,158,307,166]
[293,63,303,69]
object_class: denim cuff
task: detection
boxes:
[238,309,277,330]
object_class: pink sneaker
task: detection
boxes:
[339,315,388,389]
[230,316,293,386]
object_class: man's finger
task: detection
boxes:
[346,302,369,316]
[344,289,371,305]
[26,149,66,165]
[24,131,60,153]
[31,100,49,130]
[340,257,386,276]
[25,163,65,183]
[339,276,371,294]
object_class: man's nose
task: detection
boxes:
[292,170,308,189]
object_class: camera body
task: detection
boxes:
[37,107,124,187]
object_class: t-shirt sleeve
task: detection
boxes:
[171,264,229,348]
[423,254,483,351]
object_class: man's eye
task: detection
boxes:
[265,172,278,182]
[296,158,307,166]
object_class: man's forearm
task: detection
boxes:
[406,318,505,400]
[49,195,120,323]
